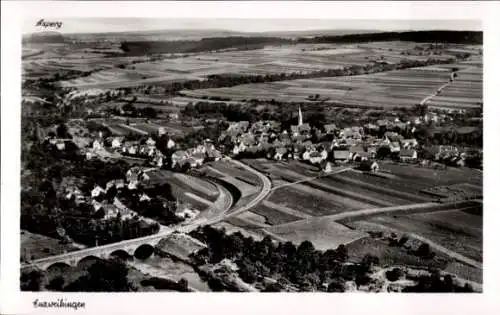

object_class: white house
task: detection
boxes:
[400,149,418,161]
[140,193,151,202]
[111,138,122,149]
[91,185,106,198]
[167,138,176,149]
[92,140,103,150]
[146,137,156,147]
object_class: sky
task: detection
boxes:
[23,18,482,34]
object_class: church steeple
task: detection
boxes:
[298,106,303,126]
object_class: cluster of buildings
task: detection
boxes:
[218,106,421,168]
[171,140,223,169]
[423,145,480,167]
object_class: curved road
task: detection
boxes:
[22,158,271,269]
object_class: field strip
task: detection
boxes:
[262,200,313,219]
[206,166,228,177]
[355,221,482,269]
[271,167,352,191]
[183,192,213,207]
[288,183,377,209]
[333,172,430,203]
[173,173,219,197]
[117,124,148,135]
[301,180,396,207]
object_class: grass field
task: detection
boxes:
[264,218,368,251]
[178,66,458,108]
[146,169,219,203]
[250,202,305,225]
[21,230,81,261]
[361,209,482,262]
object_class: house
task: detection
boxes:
[359,160,379,172]
[91,200,103,212]
[171,150,189,167]
[400,149,418,161]
[111,137,123,149]
[55,141,66,151]
[365,123,379,132]
[309,151,324,164]
[321,161,333,173]
[367,146,378,158]
[324,123,337,134]
[146,137,156,147]
[140,193,151,202]
[333,150,350,162]
[115,179,125,189]
[354,151,371,162]
[290,125,300,137]
[274,147,287,161]
[401,138,418,149]
[191,153,205,167]
[341,128,362,139]
[91,185,106,198]
[167,138,176,149]
[92,139,103,150]
[86,152,95,160]
[377,119,390,127]
[389,142,401,153]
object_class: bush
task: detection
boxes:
[385,268,403,282]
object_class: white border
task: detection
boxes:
[2,1,500,315]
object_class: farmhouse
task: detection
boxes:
[400,149,418,161]
[333,150,350,162]
[401,138,418,149]
[92,139,103,150]
[171,150,189,167]
[274,147,288,160]
[91,185,106,198]
[146,137,156,147]
[111,137,123,149]
[324,123,337,134]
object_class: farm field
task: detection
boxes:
[207,160,262,187]
[357,208,483,262]
[45,41,468,91]
[267,185,368,217]
[264,218,368,251]
[427,57,483,110]
[145,169,220,203]
[177,67,454,107]
[249,202,304,225]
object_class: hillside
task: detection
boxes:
[298,30,483,45]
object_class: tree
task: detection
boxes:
[385,268,403,282]
[178,278,189,292]
[56,123,70,138]
[327,279,345,292]
[376,146,392,160]
[46,276,65,291]
[361,254,379,271]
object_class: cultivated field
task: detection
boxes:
[364,209,483,262]
[427,57,483,110]
[178,65,479,109]
[264,218,368,251]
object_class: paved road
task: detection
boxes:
[223,158,272,218]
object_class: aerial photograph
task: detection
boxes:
[20,18,483,293]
